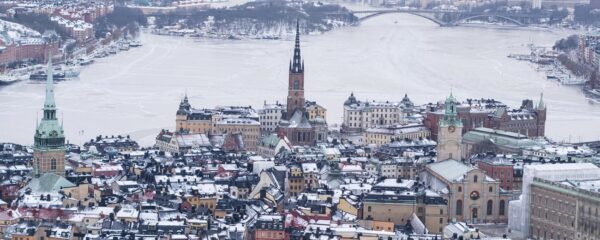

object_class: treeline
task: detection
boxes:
[553,34,578,51]
[153,2,356,33]
[94,7,148,38]
[557,54,594,77]
[5,13,71,40]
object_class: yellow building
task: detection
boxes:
[306,101,327,121]
[421,159,509,224]
[337,197,360,216]
[216,118,260,151]
[364,124,430,146]
[357,220,395,232]
[175,96,261,151]
[362,192,447,234]
[287,165,305,197]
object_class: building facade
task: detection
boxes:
[259,102,284,134]
[474,156,517,191]
[362,191,447,234]
[342,93,414,133]
[364,123,430,146]
[175,96,261,151]
[421,160,510,224]
[424,96,546,141]
[33,57,65,177]
[530,177,600,240]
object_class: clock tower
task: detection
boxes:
[436,92,463,161]
[33,55,66,176]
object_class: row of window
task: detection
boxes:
[455,199,505,216]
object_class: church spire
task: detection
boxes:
[42,53,57,121]
[537,92,545,110]
[44,53,56,114]
[290,19,303,74]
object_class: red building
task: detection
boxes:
[277,22,327,146]
[0,183,20,203]
[0,38,58,67]
[475,157,516,191]
[424,97,546,141]
[252,216,288,240]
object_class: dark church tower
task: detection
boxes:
[286,21,305,120]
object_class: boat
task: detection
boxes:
[78,56,94,66]
[95,50,108,58]
[0,74,20,86]
[30,70,66,81]
[61,65,80,78]
[108,46,118,54]
[129,40,142,47]
[119,42,130,51]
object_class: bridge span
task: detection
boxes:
[340,9,539,27]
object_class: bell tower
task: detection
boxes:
[436,92,463,161]
[33,54,66,176]
[286,20,305,120]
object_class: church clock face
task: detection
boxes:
[449,126,456,133]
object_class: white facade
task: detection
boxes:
[342,93,415,132]
[259,102,284,134]
[344,102,404,131]
[508,163,600,237]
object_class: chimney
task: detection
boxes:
[260,188,267,199]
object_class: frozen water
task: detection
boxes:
[1,14,598,146]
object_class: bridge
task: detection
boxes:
[338,9,541,27]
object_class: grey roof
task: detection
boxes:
[462,127,539,149]
[427,159,473,182]
[288,110,312,129]
[175,133,211,147]
[25,173,75,193]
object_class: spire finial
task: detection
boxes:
[538,91,545,110]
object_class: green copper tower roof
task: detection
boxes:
[439,91,463,127]
[34,54,65,149]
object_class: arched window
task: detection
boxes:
[474,175,478,183]
[458,186,462,192]
[487,200,493,215]
[456,200,463,215]
[51,158,57,170]
[489,186,493,192]
[499,200,506,216]
[293,80,299,90]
